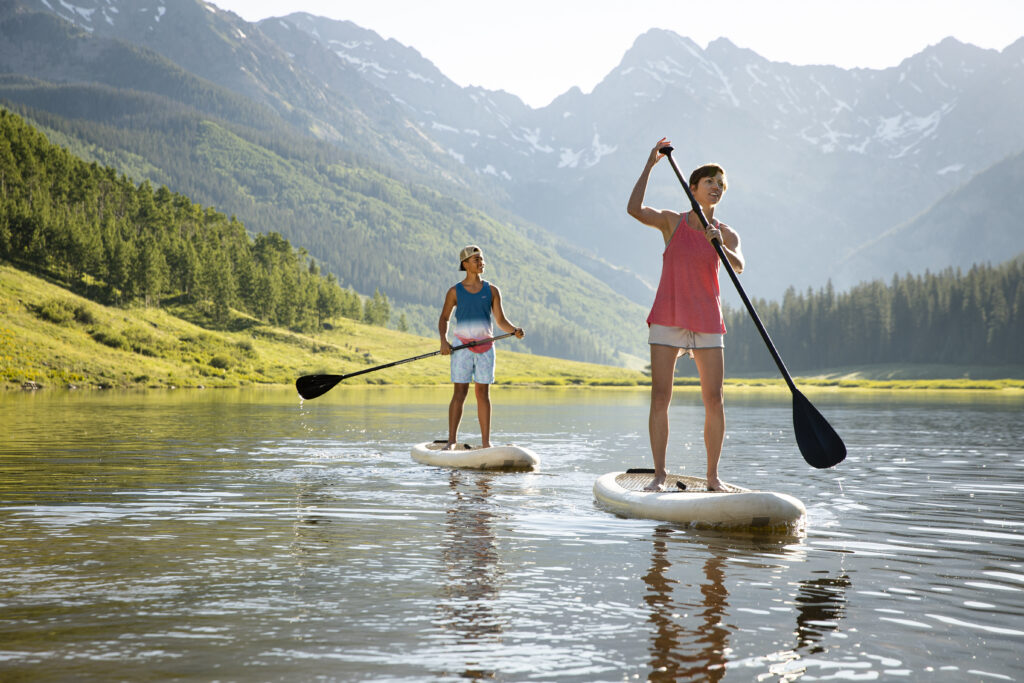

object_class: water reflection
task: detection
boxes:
[760,571,855,681]
[290,481,334,569]
[794,573,851,655]
[641,527,852,682]
[436,471,505,681]
[643,527,728,682]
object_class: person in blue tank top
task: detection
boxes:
[438,245,525,450]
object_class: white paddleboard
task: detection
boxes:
[411,440,540,471]
[594,470,805,529]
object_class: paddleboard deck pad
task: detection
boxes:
[594,469,805,530]
[412,440,540,471]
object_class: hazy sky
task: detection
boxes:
[212,0,1024,108]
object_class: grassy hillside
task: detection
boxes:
[6,264,1022,396]
[0,264,645,391]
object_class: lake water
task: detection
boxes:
[1,387,1022,681]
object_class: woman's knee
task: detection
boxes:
[650,386,673,413]
[701,387,724,412]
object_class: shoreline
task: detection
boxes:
[6,377,1024,395]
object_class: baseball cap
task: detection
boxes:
[458,245,483,270]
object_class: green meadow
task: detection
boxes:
[4,264,1023,395]
[0,264,641,391]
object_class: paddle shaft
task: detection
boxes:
[659,146,798,393]
[319,332,513,383]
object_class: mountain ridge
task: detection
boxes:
[4,0,1023,359]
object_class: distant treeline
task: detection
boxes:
[0,109,389,331]
[725,260,1024,373]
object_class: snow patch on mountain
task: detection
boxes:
[876,102,954,158]
[334,52,393,79]
[517,128,553,154]
[59,0,94,21]
[745,64,769,88]
[406,71,433,84]
[558,148,583,169]
[588,133,616,167]
[709,62,740,107]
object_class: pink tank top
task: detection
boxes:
[646,213,726,334]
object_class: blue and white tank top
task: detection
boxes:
[454,281,494,353]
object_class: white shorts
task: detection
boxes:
[649,324,724,359]
[450,346,495,384]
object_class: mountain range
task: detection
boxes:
[2,0,1023,364]
[283,16,1024,294]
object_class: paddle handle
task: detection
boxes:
[659,146,797,393]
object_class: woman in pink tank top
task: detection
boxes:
[626,137,745,492]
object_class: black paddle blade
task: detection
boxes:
[295,374,344,400]
[792,390,847,469]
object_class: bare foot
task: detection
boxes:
[706,476,725,492]
[444,442,458,451]
[643,473,667,492]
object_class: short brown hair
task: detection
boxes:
[689,164,727,190]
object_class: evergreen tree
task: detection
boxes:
[363,288,391,327]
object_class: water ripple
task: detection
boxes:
[1,389,1023,680]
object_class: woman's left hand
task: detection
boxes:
[705,225,723,246]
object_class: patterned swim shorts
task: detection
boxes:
[450,346,496,384]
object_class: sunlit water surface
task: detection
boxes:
[1,387,1022,681]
